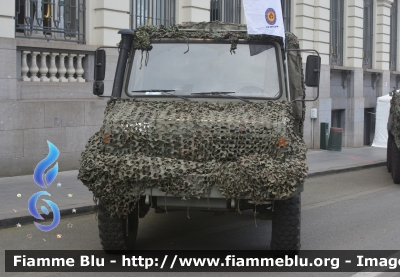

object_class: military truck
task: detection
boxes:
[387,88,400,184]
[78,22,320,253]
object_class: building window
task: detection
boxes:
[330,0,344,66]
[15,0,86,44]
[210,0,241,24]
[363,0,374,69]
[282,0,291,32]
[390,0,398,71]
[132,0,176,29]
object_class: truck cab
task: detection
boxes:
[79,22,320,253]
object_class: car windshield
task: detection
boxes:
[127,42,281,99]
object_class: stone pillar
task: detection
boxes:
[376,0,393,96]
[345,0,364,68]
[314,0,330,65]
[181,0,210,23]
[346,68,365,147]
[295,0,315,61]
[375,0,393,70]
[379,70,391,96]
[0,0,15,38]
[295,1,331,149]
[304,65,332,149]
[88,0,131,46]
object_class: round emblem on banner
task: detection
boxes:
[265,8,277,25]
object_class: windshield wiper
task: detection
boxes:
[132,90,190,101]
[191,92,251,103]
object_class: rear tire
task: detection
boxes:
[98,202,138,251]
[392,139,400,184]
[387,134,393,173]
[270,193,301,254]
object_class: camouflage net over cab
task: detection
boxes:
[78,99,308,218]
[391,91,400,148]
[132,21,284,54]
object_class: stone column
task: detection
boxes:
[0,0,15,38]
[295,0,332,149]
[375,0,393,70]
[311,1,331,149]
[181,0,210,23]
[304,65,332,149]
[295,0,315,61]
[89,0,130,46]
[345,0,364,68]
[346,68,365,147]
[314,0,330,65]
[376,0,393,96]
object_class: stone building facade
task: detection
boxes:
[0,0,397,176]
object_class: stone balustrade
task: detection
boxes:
[21,51,86,82]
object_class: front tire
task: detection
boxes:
[98,202,138,251]
[270,194,301,254]
[392,139,400,184]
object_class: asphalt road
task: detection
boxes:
[1,166,400,277]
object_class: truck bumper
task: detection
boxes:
[143,183,303,210]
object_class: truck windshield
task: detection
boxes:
[127,42,281,99]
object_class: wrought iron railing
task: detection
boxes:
[363,0,373,69]
[15,0,86,44]
[330,0,344,66]
[210,0,241,24]
[132,0,176,29]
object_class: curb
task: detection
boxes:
[0,205,98,230]
[308,161,386,178]
[0,162,386,229]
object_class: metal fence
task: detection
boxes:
[210,0,241,24]
[330,0,344,66]
[390,0,398,71]
[363,0,374,69]
[15,0,86,44]
[132,0,176,29]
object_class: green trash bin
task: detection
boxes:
[328,127,343,151]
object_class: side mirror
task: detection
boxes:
[94,49,106,80]
[305,55,321,87]
[93,49,106,96]
[93,81,104,96]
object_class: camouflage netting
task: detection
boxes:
[78,22,308,218]
[131,21,284,55]
[391,91,400,148]
[78,100,308,218]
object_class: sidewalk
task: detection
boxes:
[0,146,387,228]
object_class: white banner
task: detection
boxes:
[243,0,285,43]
